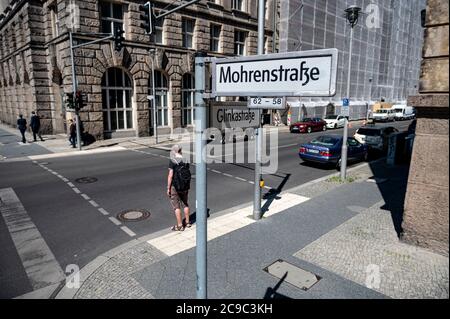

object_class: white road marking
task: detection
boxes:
[148,193,310,256]
[211,169,221,174]
[235,177,247,182]
[34,165,131,238]
[98,208,109,216]
[89,200,99,208]
[108,217,122,226]
[222,173,233,178]
[120,226,136,237]
[28,146,126,160]
[0,188,65,290]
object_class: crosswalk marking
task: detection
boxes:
[148,193,310,256]
[0,188,65,291]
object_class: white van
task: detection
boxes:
[373,109,396,122]
[392,105,415,120]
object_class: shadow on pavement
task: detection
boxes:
[299,161,337,171]
[368,124,414,237]
[185,208,210,226]
[262,174,291,217]
[263,272,291,299]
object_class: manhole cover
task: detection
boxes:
[264,260,321,291]
[117,209,151,222]
[75,177,98,184]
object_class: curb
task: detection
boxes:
[51,157,385,299]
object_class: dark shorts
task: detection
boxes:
[169,187,189,211]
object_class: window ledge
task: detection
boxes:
[207,2,224,11]
[231,9,250,19]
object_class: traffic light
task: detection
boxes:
[75,91,86,110]
[139,2,154,34]
[65,93,74,109]
[114,27,125,51]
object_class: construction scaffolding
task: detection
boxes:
[279,0,426,120]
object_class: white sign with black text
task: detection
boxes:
[210,102,260,130]
[211,49,338,97]
[248,97,286,109]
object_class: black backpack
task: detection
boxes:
[173,162,191,192]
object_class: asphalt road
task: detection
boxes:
[0,120,413,298]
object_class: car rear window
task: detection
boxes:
[310,136,339,147]
[325,115,338,119]
[357,128,381,136]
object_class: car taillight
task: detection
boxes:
[299,147,306,154]
[320,150,331,157]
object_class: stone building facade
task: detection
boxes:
[0,0,277,139]
[402,0,449,256]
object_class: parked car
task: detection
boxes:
[299,135,368,168]
[354,126,399,152]
[324,115,346,129]
[372,109,396,122]
[392,105,415,120]
[290,118,327,133]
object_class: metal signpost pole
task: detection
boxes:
[341,25,354,180]
[195,52,207,299]
[253,0,265,221]
[150,50,158,144]
[69,31,82,151]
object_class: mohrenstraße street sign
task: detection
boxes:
[211,49,338,97]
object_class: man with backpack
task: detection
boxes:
[167,145,191,231]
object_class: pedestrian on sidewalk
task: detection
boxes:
[167,145,192,231]
[69,119,77,148]
[17,114,27,143]
[30,111,44,142]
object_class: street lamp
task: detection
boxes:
[340,5,361,180]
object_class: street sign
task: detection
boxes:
[210,102,260,130]
[342,98,350,117]
[211,49,338,97]
[343,98,349,107]
[248,97,286,109]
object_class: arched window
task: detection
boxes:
[102,68,133,131]
[181,73,195,126]
[150,71,169,127]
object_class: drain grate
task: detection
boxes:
[264,260,321,291]
[117,209,151,222]
[75,177,98,184]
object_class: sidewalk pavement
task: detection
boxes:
[54,160,448,299]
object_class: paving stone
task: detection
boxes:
[294,201,449,299]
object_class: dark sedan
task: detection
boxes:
[299,135,369,168]
[290,118,327,133]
